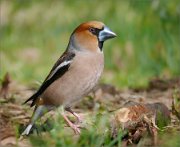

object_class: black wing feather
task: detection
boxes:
[23,51,75,107]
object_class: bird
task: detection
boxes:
[22,21,116,135]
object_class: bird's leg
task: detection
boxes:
[58,106,80,134]
[61,113,81,134]
[65,107,83,123]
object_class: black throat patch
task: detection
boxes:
[98,41,104,50]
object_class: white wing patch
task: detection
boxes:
[47,60,72,81]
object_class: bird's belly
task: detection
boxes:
[42,54,104,106]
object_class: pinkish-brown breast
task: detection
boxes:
[41,50,104,107]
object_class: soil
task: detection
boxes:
[0,75,180,147]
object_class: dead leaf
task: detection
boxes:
[0,72,11,99]
[111,101,170,145]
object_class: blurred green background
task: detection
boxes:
[0,0,180,88]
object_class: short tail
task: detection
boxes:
[21,124,33,136]
[21,105,53,136]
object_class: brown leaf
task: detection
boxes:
[0,72,11,99]
[111,101,170,145]
[1,136,16,147]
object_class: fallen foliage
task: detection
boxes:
[111,101,170,146]
[0,72,11,99]
[0,75,179,147]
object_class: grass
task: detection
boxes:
[1,0,180,88]
[28,113,123,147]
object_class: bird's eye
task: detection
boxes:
[89,27,96,34]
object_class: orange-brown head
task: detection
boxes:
[68,21,116,52]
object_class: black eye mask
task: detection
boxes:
[89,27,103,36]
[89,27,104,51]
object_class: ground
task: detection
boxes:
[0,75,179,147]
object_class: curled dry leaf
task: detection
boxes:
[110,101,170,146]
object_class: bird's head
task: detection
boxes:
[68,21,116,52]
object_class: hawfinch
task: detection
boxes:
[22,21,116,135]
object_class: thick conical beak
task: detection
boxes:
[99,26,117,42]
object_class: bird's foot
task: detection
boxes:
[69,123,81,134]
[65,107,83,124]
[62,113,81,134]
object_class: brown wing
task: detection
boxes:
[24,51,75,107]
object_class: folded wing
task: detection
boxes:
[24,51,75,107]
